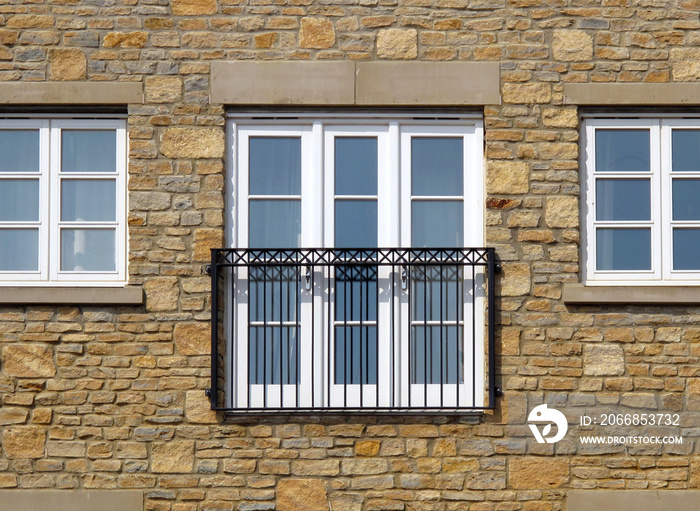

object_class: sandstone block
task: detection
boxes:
[486,161,529,194]
[144,277,180,312]
[193,228,224,262]
[377,29,417,59]
[145,76,183,103]
[583,344,624,376]
[277,479,329,511]
[172,0,217,15]
[545,196,579,228]
[0,408,29,426]
[329,494,363,511]
[103,32,148,48]
[509,457,569,489]
[49,49,86,81]
[160,128,225,159]
[152,441,195,473]
[3,345,56,378]
[3,427,46,459]
[175,323,210,356]
[355,441,380,457]
[130,191,171,211]
[500,263,531,297]
[502,83,551,104]
[552,30,593,61]
[300,18,335,49]
[185,390,217,424]
[542,108,579,129]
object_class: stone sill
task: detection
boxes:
[567,490,700,511]
[0,490,143,511]
[563,283,700,304]
[0,286,143,305]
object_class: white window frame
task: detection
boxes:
[226,114,485,410]
[0,117,128,286]
[584,116,700,285]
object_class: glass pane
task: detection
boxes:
[249,137,301,196]
[595,129,650,172]
[596,228,651,271]
[412,137,463,196]
[0,179,39,221]
[335,137,377,196]
[411,326,463,384]
[674,229,700,270]
[596,178,650,221]
[0,229,38,271]
[673,179,700,221]
[60,228,116,272]
[411,266,463,323]
[61,179,116,222]
[412,201,463,248]
[335,327,377,385]
[249,200,300,248]
[672,129,700,172]
[0,130,39,173]
[249,266,299,323]
[335,200,377,248]
[335,266,378,322]
[249,326,299,385]
[62,130,117,173]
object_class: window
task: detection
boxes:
[223,114,488,410]
[0,118,127,284]
[584,118,700,283]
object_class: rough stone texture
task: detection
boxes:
[552,30,593,62]
[500,263,531,297]
[143,277,180,312]
[3,427,46,459]
[160,128,225,159]
[171,0,218,15]
[377,29,417,59]
[545,196,579,228]
[174,323,210,355]
[151,441,195,473]
[1,0,700,508]
[48,48,86,80]
[3,345,55,378]
[509,458,569,489]
[277,479,329,511]
[145,76,182,103]
[486,161,529,194]
[185,390,218,424]
[300,18,335,49]
[583,344,625,376]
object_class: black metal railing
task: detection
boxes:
[207,248,499,413]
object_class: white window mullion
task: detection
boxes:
[48,123,61,282]
[658,120,672,280]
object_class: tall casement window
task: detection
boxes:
[0,118,127,284]
[584,118,700,283]
[225,115,486,410]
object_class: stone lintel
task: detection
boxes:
[0,490,143,511]
[211,61,355,105]
[0,286,144,305]
[0,82,143,105]
[564,83,700,105]
[563,283,700,304]
[211,61,501,106]
[567,490,700,511]
[355,62,501,105]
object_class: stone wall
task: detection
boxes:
[2,0,700,510]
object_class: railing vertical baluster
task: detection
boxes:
[423,263,428,407]
[472,264,476,408]
[309,264,314,409]
[455,263,460,409]
[439,264,444,409]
